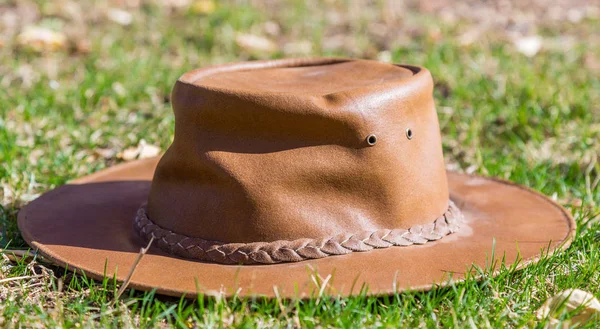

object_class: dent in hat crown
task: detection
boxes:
[138,58,453,264]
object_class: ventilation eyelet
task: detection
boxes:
[366,134,377,146]
[406,128,413,140]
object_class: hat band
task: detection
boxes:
[133,201,462,265]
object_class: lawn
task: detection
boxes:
[1,0,599,327]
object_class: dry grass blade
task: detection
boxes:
[1,249,38,262]
[114,237,154,301]
[0,274,43,284]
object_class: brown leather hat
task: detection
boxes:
[18,58,575,298]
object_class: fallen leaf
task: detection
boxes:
[112,82,127,97]
[458,29,481,46]
[160,0,192,9]
[321,34,347,52]
[107,8,133,26]
[376,50,392,63]
[138,141,160,159]
[567,9,584,23]
[536,289,600,328]
[74,39,91,54]
[263,21,280,36]
[235,34,277,54]
[28,149,44,165]
[95,148,117,159]
[514,35,542,57]
[16,26,67,52]
[119,147,139,161]
[191,0,216,15]
[118,140,161,161]
[584,53,600,73]
[283,40,312,56]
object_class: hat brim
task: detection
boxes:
[18,157,575,298]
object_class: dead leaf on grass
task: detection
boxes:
[16,26,67,53]
[235,34,277,54]
[513,35,543,57]
[107,8,133,26]
[118,140,160,161]
[283,40,312,56]
[190,0,216,15]
[536,289,600,328]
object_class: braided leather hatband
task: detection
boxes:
[134,201,462,265]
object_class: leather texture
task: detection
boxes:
[17,157,574,298]
[148,58,449,244]
[16,58,576,298]
[134,202,461,264]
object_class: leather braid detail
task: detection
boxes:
[133,202,462,265]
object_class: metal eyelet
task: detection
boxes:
[406,128,413,140]
[366,134,377,146]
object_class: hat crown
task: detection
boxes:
[147,58,449,244]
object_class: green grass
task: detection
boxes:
[1,0,599,327]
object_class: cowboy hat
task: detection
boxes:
[18,58,575,298]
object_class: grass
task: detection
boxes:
[1,0,599,327]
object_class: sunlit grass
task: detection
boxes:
[0,0,598,327]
